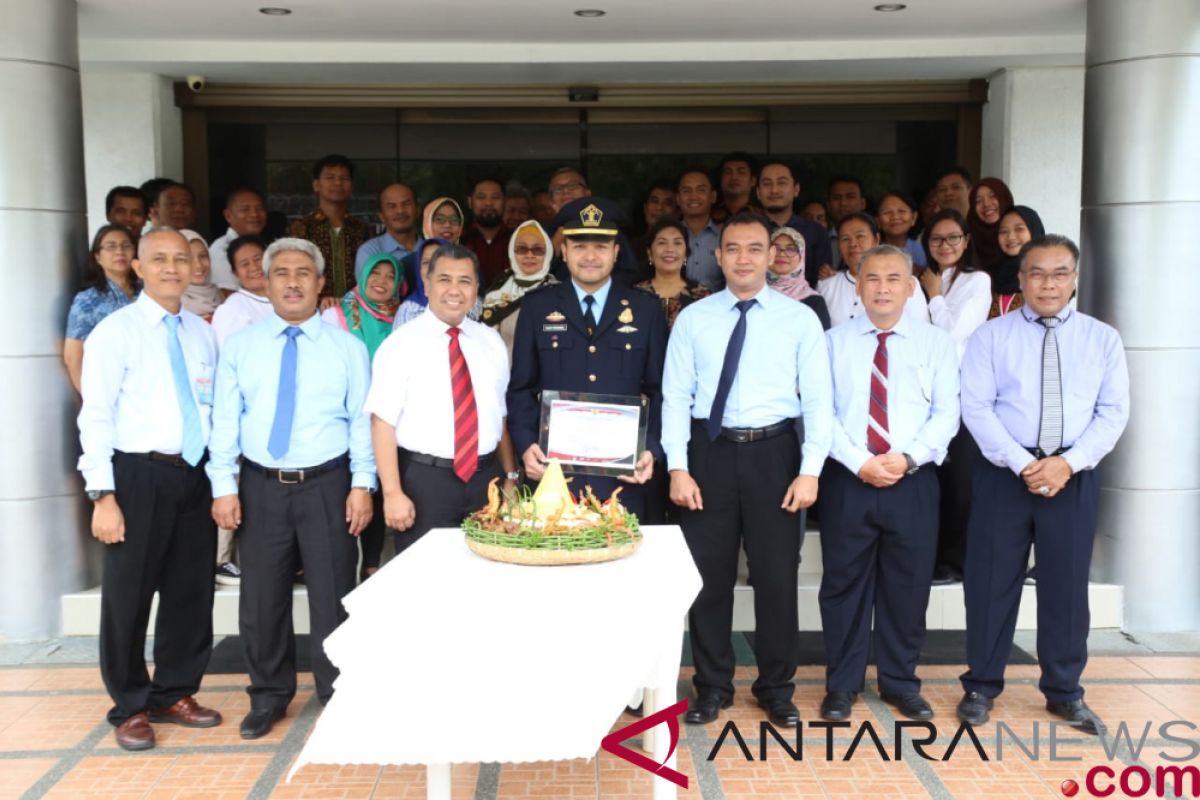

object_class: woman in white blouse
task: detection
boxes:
[918,209,992,360]
[819,212,929,328]
[917,209,991,586]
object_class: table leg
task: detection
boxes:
[640,687,656,754]
[426,763,451,800]
[651,676,678,800]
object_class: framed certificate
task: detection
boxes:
[538,391,648,477]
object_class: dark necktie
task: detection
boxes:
[705,299,756,441]
[1037,316,1063,455]
[267,326,302,459]
[448,327,479,483]
[583,294,597,338]
[866,331,893,455]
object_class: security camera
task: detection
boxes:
[186,75,206,92]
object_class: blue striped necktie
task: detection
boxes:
[1037,316,1063,455]
[164,315,204,466]
[268,326,303,459]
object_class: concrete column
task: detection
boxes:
[1080,0,1200,630]
[980,66,1085,244]
[0,0,91,639]
[81,71,183,234]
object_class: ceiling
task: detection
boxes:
[77,0,1087,84]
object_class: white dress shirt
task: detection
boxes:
[926,267,991,360]
[77,292,218,491]
[211,289,273,348]
[818,271,930,329]
[365,310,510,459]
[206,228,241,291]
[826,312,960,475]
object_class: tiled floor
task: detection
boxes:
[3,647,1200,799]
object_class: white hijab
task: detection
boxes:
[483,220,554,308]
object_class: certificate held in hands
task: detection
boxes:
[538,391,649,477]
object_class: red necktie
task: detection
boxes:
[866,331,892,455]
[447,327,478,483]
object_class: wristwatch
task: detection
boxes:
[505,471,521,481]
[903,454,919,475]
[87,490,114,502]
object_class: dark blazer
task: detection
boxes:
[507,279,668,463]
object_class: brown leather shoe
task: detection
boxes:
[147,696,222,728]
[115,712,155,751]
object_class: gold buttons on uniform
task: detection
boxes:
[589,374,597,382]
[588,345,596,353]
[552,341,559,348]
[625,343,631,350]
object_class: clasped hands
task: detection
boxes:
[858,453,909,488]
[1021,456,1072,498]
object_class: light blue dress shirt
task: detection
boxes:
[355,232,417,273]
[207,312,376,497]
[826,312,960,475]
[661,285,833,476]
[684,220,724,291]
[960,306,1130,476]
[571,277,612,320]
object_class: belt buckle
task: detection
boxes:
[277,469,304,484]
[731,429,750,444]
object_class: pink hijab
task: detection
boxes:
[768,227,818,301]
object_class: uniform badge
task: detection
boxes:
[546,310,566,322]
[617,325,638,333]
[620,298,630,306]
[482,308,493,320]
[542,323,568,333]
[618,307,634,324]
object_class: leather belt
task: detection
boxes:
[1024,446,1066,459]
[242,453,349,484]
[118,450,202,468]
[694,418,795,444]
[399,448,497,472]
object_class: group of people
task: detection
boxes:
[70,152,1129,754]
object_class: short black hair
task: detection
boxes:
[227,234,267,267]
[151,181,194,206]
[377,182,418,207]
[427,242,481,284]
[938,165,973,185]
[676,168,713,191]
[718,151,759,178]
[877,190,918,212]
[836,211,880,237]
[644,217,691,262]
[717,211,771,246]
[644,180,676,197]
[138,178,175,206]
[82,224,134,294]
[105,185,147,214]
[469,176,505,195]
[312,153,354,180]
[758,160,799,183]
[1019,234,1080,268]
[224,186,264,208]
[921,208,979,275]
[827,175,865,197]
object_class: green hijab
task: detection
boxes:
[335,252,403,361]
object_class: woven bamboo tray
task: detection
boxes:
[464,535,642,566]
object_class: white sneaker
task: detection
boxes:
[215,561,242,586]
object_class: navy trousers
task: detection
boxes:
[961,460,1098,704]
[818,462,939,695]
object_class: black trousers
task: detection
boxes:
[961,461,1098,704]
[935,428,980,574]
[818,462,939,695]
[680,425,804,703]
[238,462,357,708]
[393,451,504,554]
[359,491,386,572]
[100,452,216,725]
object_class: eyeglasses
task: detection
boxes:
[549,181,586,196]
[514,246,546,256]
[99,242,134,253]
[432,214,462,226]
[929,234,965,247]
[1022,269,1077,285]
[774,245,801,256]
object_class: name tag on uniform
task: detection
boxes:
[542,323,568,333]
[195,364,215,406]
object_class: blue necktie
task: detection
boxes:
[267,326,302,460]
[164,315,204,466]
[706,299,756,441]
[583,294,597,337]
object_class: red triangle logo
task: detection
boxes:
[600,699,690,789]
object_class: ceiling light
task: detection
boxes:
[873,3,907,10]
[573,9,607,17]
[259,7,292,15]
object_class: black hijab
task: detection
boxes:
[991,206,1046,295]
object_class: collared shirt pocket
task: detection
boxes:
[610,333,646,378]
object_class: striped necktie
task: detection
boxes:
[867,331,893,455]
[1037,316,1063,455]
[448,327,478,483]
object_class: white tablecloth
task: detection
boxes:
[289,524,701,774]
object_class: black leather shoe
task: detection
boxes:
[624,703,643,718]
[881,692,934,720]
[685,693,732,725]
[239,707,285,739]
[819,691,857,721]
[931,565,961,585]
[956,691,994,726]
[1047,699,1107,736]
[757,698,800,727]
